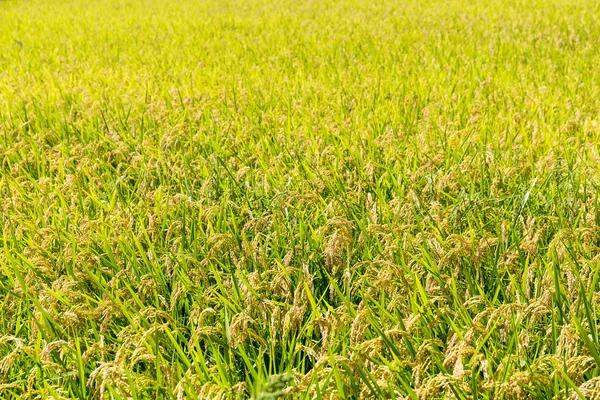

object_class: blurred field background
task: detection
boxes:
[2,0,600,398]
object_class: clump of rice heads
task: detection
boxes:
[1,0,600,398]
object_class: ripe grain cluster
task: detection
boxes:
[2,0,600,398]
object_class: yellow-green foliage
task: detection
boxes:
[2,0,600,398]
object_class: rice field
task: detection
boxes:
[2,0,600,398]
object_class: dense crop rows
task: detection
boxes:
[2,0,600,398]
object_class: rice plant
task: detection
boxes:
[1,0,600,398]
